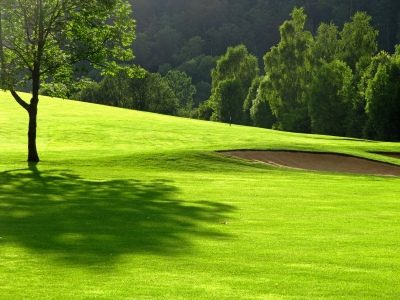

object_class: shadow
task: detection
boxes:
[0,166,235,267]
[28,162,40,173]
[372,152,400,160]
[299,134,380,143]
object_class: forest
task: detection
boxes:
[74,0,400,141]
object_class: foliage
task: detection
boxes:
[0,0,138,161]
[210,77,246,125]
[142,73,178,115]
[339,12,379,71]
[211,44,259,93]
[308,60,354,136]
[158,63,172,77]
[152,26,182,68]
[243,76,262,126]
[176,54,217,105]
[75,70,178,115]
[365,51,400,141]
[210,44,259,125]
[250,77,277,129]
[130,0,400,71]
[262,7,313,133]
[193,81,211,107]
[351,52,390,138]
[123,2,400,141]
[309,22,340,67]
[1,0,137,96]
[177,55,218,86]
[72,5,400,141]
[74,81,102,105]
[197,99,214,121]
[173,36,205,64]
[164,70,196,112]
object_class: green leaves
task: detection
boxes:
[211,44,259,93]
[209,44,259,125]
[310,22,340,66]
[364,51,400,140]
[340,12,378,71]
[262,7,312,132]
[308,60,354,136]
[164,70,196,111]
[211,77,246,124]
[0,0,137,96]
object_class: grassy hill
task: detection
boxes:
[1,91,400,299]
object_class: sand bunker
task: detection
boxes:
[221,150,400,176]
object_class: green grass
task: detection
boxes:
[1,91,400,299]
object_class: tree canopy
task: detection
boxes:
[209,44,259,125]
[0,0,138,162]
[262,7,313,132]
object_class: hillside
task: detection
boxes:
[1,92,400,299]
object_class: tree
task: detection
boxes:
[351,51,391,138]
[152,26,182,67]
[308,60,354,136]
[210,44,259,125]
[75,69,179,116]
[211,44,259,94]
[173,36,205,64]
[365,49,400,141]
[207,23,243,56]
[249,77,276,129]
[210,77,246,124]
[309,22,340,67]
[193,81,211,107]
[243,76,262,126]
[142,73,179,115]
[339,11,378,71]
[177,54,217,85]
[197,99,213,121]
[164,70,196,114]
[369,0,399,52]
[0,0,137,162]
[262,7,313,133]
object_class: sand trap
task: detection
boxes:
[221,150,400,176]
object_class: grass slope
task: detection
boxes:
[1,91,400,299]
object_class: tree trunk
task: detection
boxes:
[27,101,40,162]
[26,0,43,163]
[29,63,41,162]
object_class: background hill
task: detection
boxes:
[129,0,400,71]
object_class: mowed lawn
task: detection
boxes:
[1,91,400,299]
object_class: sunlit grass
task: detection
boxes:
[1,91,400,299]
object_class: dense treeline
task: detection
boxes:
[75,1,400,141]
[130,0,400,67]
[128,0,400,105]
[202,8,400,141]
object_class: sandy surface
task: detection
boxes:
[221,150,400,176]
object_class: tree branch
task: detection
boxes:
[10,87,30,111]
[2,44,34,72]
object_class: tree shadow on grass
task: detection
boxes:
[0,164,235,267]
